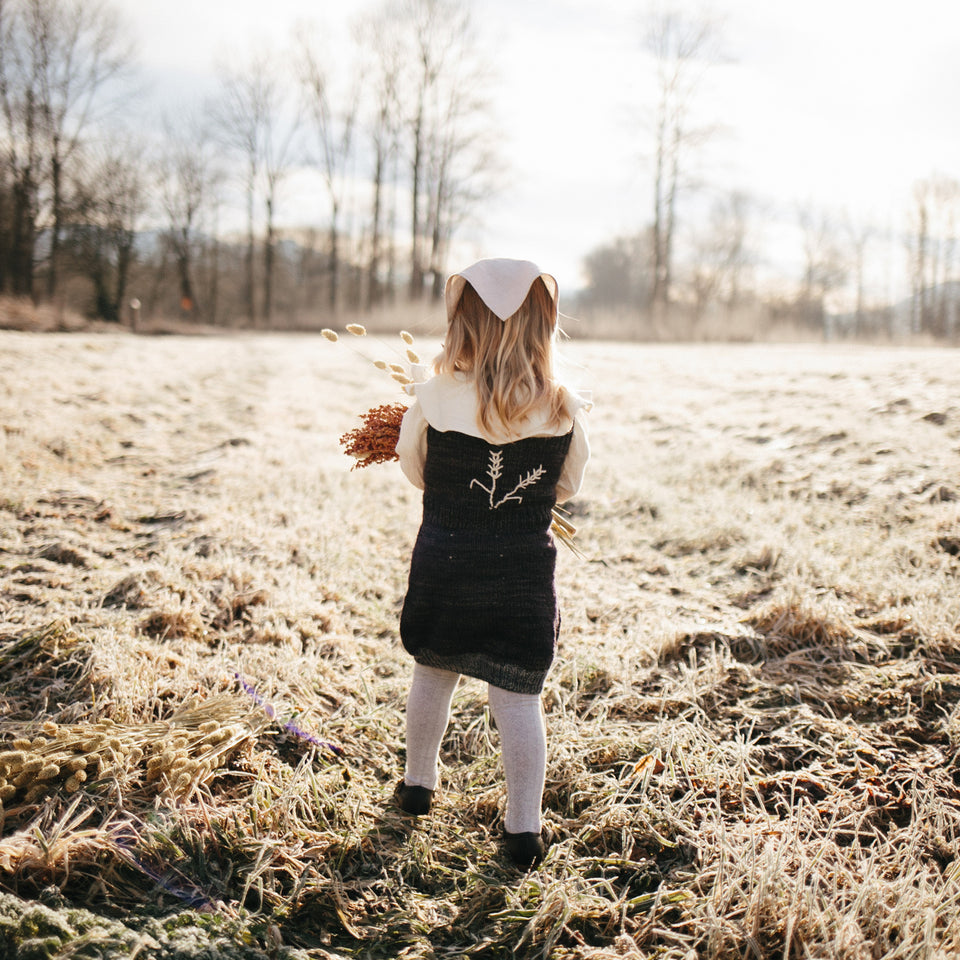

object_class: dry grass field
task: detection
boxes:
[1,329,959,959]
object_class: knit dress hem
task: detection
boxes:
[410,648,552,696]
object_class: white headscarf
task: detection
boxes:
[443,258,559,322]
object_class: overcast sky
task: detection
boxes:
[128,0,960,300]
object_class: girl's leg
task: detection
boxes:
[404,663,460,790]
[486,684,546,835]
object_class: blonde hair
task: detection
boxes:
[436,277,566,437]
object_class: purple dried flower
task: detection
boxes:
[235,674,344,756]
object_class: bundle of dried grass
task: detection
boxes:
[0,694,264,812]
[549,505,582,559]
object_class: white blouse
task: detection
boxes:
[396,372,590,503]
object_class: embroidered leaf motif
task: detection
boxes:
[469,451,544,509]
[468,450,502,508]
[495,465,546,507]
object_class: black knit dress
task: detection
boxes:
[400,425,574,695]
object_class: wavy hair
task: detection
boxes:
[436,277,566,437]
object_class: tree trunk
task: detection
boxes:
[368,138,384,309]
[328,205,340,314]
[91,256,113,322]
[245,166,256,327]
[663,118,681,307]
[387,144,399,302]
[0,183,9,293]
[47,151,63,299]
[11,177,37,298]
[650,102,667,309]
[208,232,220,326]
[913,203,927,335]
[428,154,448,302]
[409,92,425,300]
[177,228,197,319]
[263,194,275,326]
[114,229,134,324]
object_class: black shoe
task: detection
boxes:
[394,781,434,816]
[503,829,546,868]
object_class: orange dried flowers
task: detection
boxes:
[339,402,408,470]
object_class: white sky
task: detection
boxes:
[127,0,960,301]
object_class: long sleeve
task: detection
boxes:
[397,399,429,490]
[556,408,590,503]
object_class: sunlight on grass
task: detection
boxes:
[0,333,959,957]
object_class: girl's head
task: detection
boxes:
[437,259,566,436]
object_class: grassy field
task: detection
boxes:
[1,330,959,959]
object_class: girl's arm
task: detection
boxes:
[397,400,429,489]
[556,409,590,503]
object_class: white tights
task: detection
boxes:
[404,662,546,834]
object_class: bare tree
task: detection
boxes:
[938,180,960,340]
[399,0,466,300]
[69,139,145,322]
[260,74,300,326]
[0,144,11,292]
[0,0,131,299]
[215,66,258,325]
[907,182,928,335]
[423,34,498,300]
[0,0,46,296]
[403,0,442,299]
[395,0,498,301]
[642,3,721,312]
[298,31,359,314]
[34,0,130,299]
[907,175,959,339]
[157,112,222,322]
[354,5,404,308]
[215,51,298,326]
[843,215,875,337]
[797,205,848,333]
[688,190,754,324]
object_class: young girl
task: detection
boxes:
[394,258,590,868]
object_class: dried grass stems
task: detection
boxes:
[0,693,264,810]
[325,323,413,473]
[2,335,960,957]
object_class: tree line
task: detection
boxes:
[578,175,960,342]
[2,0,957,340]
[577,7,959,342]
[0,0,496,328]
